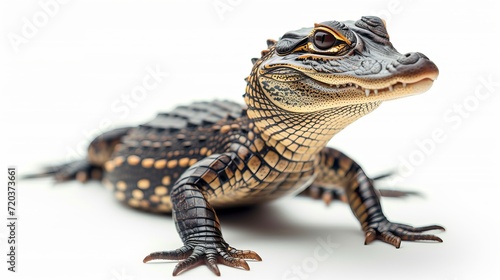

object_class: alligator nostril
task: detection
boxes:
[397,52,420,65]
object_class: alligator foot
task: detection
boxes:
[364,219,445,248]
[143,243,261,276]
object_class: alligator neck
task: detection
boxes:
[243,59,381,162]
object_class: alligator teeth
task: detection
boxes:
[327,81,408,94]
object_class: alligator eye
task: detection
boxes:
[313,31,336,50]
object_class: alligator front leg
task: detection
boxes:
[143,154,261,276]
[348,169,444,248]
[310,147,444,248]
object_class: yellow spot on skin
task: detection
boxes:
[167,160,178,169]
[141,140,152,146]
[162,176,171,185]
[116,181,127,191]
[220,125,231,134]
[137,179,150,189]
[141,158,155,168]
[132,189,144,199]
[150,195,160,203]
[127,155,141,166]
[114,156,125,167]
[157,204,171,212]
[154,159,167,169]
[128,198,140,207]
[161,196,171,204]
[176,134,186,140]
[152,142,161,148]
[154,186,168,196]
[140,200,150,208]
[189,158,198,166]
[104,161,115,172]
[178,157,190,168]
[200,147,208,156]
[115,191,126,201]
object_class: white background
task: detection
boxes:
[1,0,499,279]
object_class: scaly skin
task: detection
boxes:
[37,16,443,276]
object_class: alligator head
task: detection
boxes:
[244,16,439,160]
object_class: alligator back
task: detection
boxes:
[103,100,245,212]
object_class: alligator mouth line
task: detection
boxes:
[312,77,437,105]
[262,67,437,98]
[325,79,429,97]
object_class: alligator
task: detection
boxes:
[34,16,443,276]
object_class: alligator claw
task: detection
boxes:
[143,244,261,276]
[364,219,444,248]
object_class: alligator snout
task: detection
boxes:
[397,52,430,65]
[390,52,439,81]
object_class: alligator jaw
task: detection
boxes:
[325,78,435,102]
